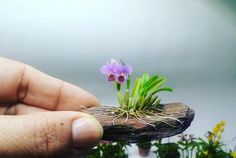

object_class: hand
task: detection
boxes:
[0,57,103,157]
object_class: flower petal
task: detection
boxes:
[122,65,133,76]
[110,59,119,64]
[100,64,111,74]
[109,63,119,74]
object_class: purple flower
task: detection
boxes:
[178,133,188,142]
[100,59,132,84]
[116,64,132,83]
[99,140,113,145]
[189,134,196,142]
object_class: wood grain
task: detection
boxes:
[81,103,194,143]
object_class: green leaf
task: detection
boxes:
[140,79,159,96]
[149,95,158,105]
[141,73,150,87]
[151,87,173,95]
[139,96,146,110]
[148,78,167,94]
[142,76,158,89]
[133,96,141,110]
[117,91,123,107]
[139,76,158,96]
[126,75,131,90]
[144,94,152,106]
[128,97,133,109]
[123,90,130,109]
[178,141,185,146]
[139,94,152,110]
[131,78,141,97]
[152,98,161,107]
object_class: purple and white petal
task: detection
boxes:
[109,63,119,74]
[122,65,133,76]
[110,59,119,64]
[116,65,122,74]
[100,59,133,84]
[100,64,111,74]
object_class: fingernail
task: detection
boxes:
[72,117,103,148]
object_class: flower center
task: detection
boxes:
[108,74,115,81]
[118,75,125,83]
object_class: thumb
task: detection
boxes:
[0,111,103,157]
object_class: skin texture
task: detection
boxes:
[0,57,103,158]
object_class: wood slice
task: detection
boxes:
[81,103,194,143]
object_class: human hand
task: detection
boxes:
[0,57,103,157]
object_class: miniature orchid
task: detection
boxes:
[116,65,132,84]
[178,133,188,142]
[100,59,132,84]
[100,59,173,111]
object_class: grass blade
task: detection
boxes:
[139,76,158,96]
[152,87,173,95]
[141,73,150,88]
[131,78,141,97]
[148,78,167,94]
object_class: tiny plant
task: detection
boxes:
[196,120,230,158]
[86,121,235,158]
[87,141,130,158]
[101,59,173,123]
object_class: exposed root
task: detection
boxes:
[121,111,129,123]
[112,111,125,125]
[111,108,183,128]
[134,114,156,127]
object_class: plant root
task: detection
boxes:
[111,108,183,128]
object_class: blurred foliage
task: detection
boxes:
[154,140,180,158]
[86,121,236,158]
[86,141,130,158]
[214,0,236,15]
[136,141,152,149]
[153,121,233,158]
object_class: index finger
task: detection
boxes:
[0,57,100,111]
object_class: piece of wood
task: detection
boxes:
[81,103,194,143]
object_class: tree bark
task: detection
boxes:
[81,102,194,143]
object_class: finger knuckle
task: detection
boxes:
[34,118,58,156]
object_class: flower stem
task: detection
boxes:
[116,82,121,91]
[126,75,131,90]
[115,81,123,108]
[123,90,130,110]
[117,91,123,108]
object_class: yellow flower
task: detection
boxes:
[220,120,226,126]
[212,128,218,135]
[208,120,226,143]
[220,128,224,133]
[208,135,213,141]
[217,133,222,140]
[214,140,219,145]
[231,152,236,158]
